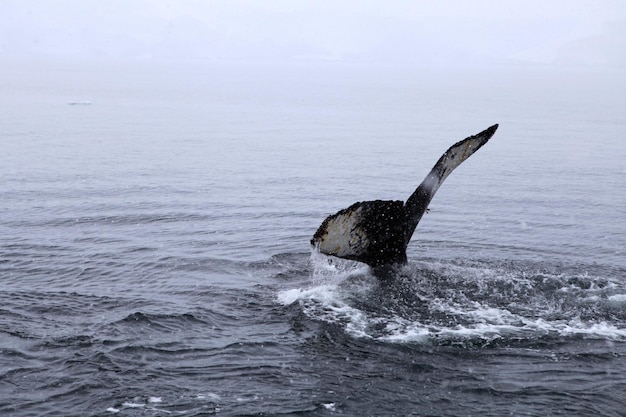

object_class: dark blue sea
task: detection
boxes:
[1,60,625,416]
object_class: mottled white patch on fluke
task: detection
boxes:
[314,203,369,258]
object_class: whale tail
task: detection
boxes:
[311,124,499,268]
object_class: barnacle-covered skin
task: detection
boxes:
[311,124,499,269]
[311,200,408,267]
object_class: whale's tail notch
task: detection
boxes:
[311,124,499,268]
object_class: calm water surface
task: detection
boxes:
[1,61,625,416]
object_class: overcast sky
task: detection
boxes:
[1,0,625,68]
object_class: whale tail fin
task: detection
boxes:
[311,199,408,267]
[311,124,498,268]
[403,124,498,241]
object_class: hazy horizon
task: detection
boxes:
[1,0,625,69]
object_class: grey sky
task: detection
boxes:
[1,0,625,67]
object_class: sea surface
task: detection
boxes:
[1,60,625,416]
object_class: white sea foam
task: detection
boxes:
[383,321,430,343]
[197,392,221,401]
[278,283,372,338]
[323,402,337,411]
[608,294,626,303]
[277,284,339,306]
[282,259,626,344]
[380,315,626,344]
[122,402,144,408]
[112,396,176,415]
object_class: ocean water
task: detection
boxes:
[1,60,625,416]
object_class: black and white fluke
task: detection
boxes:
[311,124,499,268]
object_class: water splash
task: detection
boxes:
[279,257,626,346]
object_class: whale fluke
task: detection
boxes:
[311,124,499,268]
